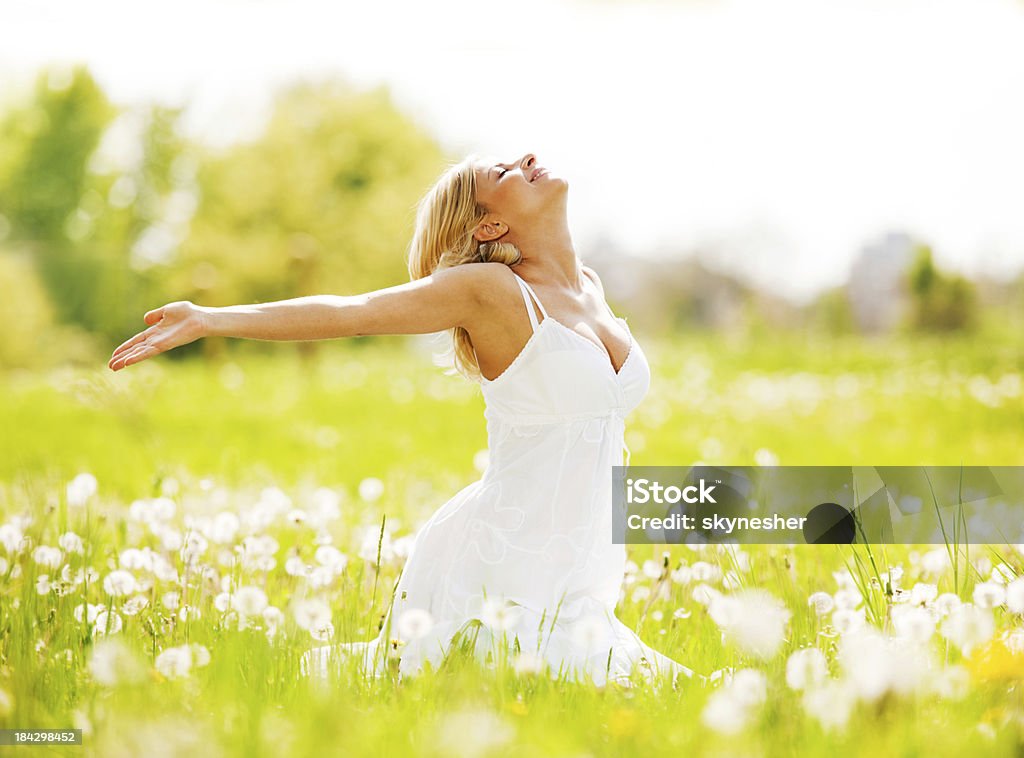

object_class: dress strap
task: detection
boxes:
[511,272,548,330]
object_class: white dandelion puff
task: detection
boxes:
[121,595,149,616]
[1005,577,1024,613]
[75,603,105,624]
[701,668,766,735]
[231,586,269,617]
[933,592,962,616]
[102,570,138,597]
[910,582,938,605]
[315,545,348,574]
[358,477,384,503]
[512,651,545,675]
[92,611,123,637]
[88,638,146,687]
[701,689,751,735]
[833,587,862,610]
[920,548,952,576]
[729,668,768,706]
[973,581,1006,609]
[155,645,197,678]
[930,664,970,700]
[396,608,434,641]
[892,605,936,643]
[66,473,98,507]
[691,583,720,606]
[709,589,790,660]
[690,561,720,582]
[262,607,285,636]
[940,604,995,656]
[831,608,866,635]
[310,621,335,642]
[786,648,829,690]
[802,680,856,731]
[32,546,63,569]
[58,532,84,554]
[480,598,524,632]
[807,591,834,616]
[285,556,311,577]
[293,599,332,631]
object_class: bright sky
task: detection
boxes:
[3,0,1023,302]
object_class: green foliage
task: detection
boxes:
[172,81,445,310]
[905,244,977,332]
[808,286,857,336]
[0,249,57,368]
[0,66,114,243]
[0,67,446,362]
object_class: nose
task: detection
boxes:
[520,153,536,174]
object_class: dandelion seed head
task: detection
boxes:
[480,598,524,632]
[710,589,790,660]
[358,478,384,503]
[293,599,332,631]
[102,570,138,597]
[66,473,98,507]
[1006,578,1024,614]
[231,586,269,617]
[802,680,856,731]
[940,604,995,656]
[807,591,834,616]
[92,611,123,637]
[892,605,936,644]
[973,582,1006,610]
[32,545,63,569]
[786,648,829,690]
[397,608,434,641]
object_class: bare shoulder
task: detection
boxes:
[469,261,526,301]
[425,262,510,303]
[581,264,606,297]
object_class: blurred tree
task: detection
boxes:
[905,244,977,332]
[808,285,856,336]
[0,68,445,365]
[0,67,113,245]
[172,79,446,357]
[0,248,58,368]
[76,104,195,342]
[0,66,116,345]
[0,66,192,353]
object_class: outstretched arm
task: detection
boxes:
[107,263,497,372]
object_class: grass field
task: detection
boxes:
[1,328,1023,756]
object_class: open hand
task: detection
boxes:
[108,301,208,371]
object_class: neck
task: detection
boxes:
[509,217,584,291]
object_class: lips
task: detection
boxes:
[530,168,548,182]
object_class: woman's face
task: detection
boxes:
[472,152,566,237]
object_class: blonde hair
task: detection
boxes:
[407,153,523,382]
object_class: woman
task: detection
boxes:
[108,152,696,687]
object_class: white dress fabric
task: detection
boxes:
[302,270,694,686]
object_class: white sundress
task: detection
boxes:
[301,269,695,687]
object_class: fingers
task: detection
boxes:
[144,306,165,325]
[108,324,161,369]
[110,341,161,371]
